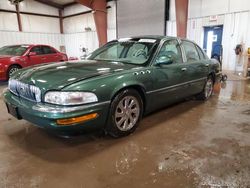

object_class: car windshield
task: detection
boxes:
[88,38,158,65]
[0,45,28,56]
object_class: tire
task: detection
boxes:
[196,76,214,100]
[106,89,143,138]
[7,65,21,79]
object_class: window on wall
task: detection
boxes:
[182,41,200,62]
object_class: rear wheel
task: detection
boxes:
[106,89,143,138]
[197,76,214,100]
[7,65,21,79]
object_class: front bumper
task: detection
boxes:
[3,91,110,133]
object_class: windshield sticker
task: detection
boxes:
[138,39,156,43]
[21,45,29,48]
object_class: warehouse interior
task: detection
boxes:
[0,0,249,187]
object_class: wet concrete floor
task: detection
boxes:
[0,79,249,188]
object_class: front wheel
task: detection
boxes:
[196,76,214,100]
[7,65,21,79]
[106,89,143,138]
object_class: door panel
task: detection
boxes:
[28,46,44,66]
[182,40,208,96]
[147,39,187,110]
[41,46,59,63]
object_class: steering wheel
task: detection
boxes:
[133,49,147,58]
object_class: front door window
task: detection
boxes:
[155,39,183,65]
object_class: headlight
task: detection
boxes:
[44,91,98,105]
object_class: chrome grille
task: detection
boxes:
[8,79,41,102]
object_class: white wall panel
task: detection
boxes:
[63,14,96,33]
[201,15,224,27]
[64,29,116,59]
[108,29,117,41]
[229,0,250,13]
[64,31,98,58]
[19,0,59,16]
[201,0,228,17]
[222,11,250,71]
[188,0,202,19]
[187,18,203,47]
[169,0,176,20]
[63,4,91,17]
[166,21,177,37]
[107,1,116,29]
[0,31,64,52]
[63,1,116,33]
[0,12,19,31]
[21,15,60,33]
[0,1,16,11]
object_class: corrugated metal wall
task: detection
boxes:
[0,0,117,58]
[64,29,116,58]
[0,31,64,51]
[63,1,117,58]
[167,0,250,72]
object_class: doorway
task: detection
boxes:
[203,25,223,61]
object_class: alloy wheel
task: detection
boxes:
[205,78,213,98]
[115,96,140,131]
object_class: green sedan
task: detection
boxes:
[3,36,221,137]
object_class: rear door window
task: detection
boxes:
[42,46,56,54]
[30,46,43,55]
[182,41,200,62]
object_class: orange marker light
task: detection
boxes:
[57,113,98,126]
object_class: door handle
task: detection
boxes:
[181,68,187,71]
[41,57,47,60]
[205,64,209,67]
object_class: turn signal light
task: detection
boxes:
[56,113,98,126]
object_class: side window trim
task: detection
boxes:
[195,44,205,60]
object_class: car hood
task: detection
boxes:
[13,60,137,91]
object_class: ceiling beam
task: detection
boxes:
[34,0,64,9]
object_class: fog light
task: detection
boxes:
[56,113,98,126]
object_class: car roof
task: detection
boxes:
[129,35,196,43]
[130,35,166,40]
[4,44,53,47]
[118,35,190,43]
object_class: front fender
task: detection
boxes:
[63,69,153,103]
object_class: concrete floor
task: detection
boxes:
[0,78,249,188]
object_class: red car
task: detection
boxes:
[0,44,68,80]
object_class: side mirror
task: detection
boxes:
[28,52,37,56]
[156,56,173,65]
